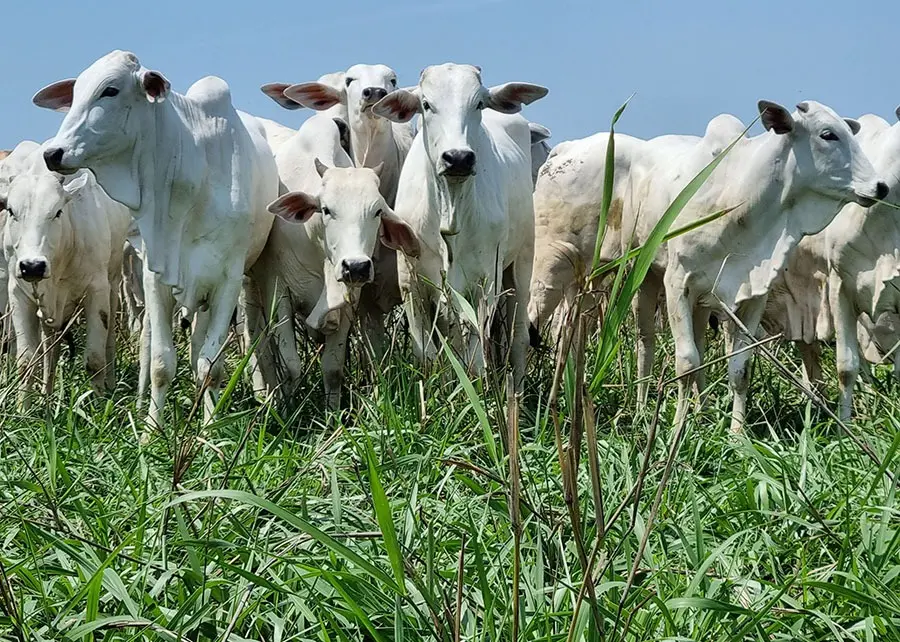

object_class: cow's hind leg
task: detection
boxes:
[725,297,766,434]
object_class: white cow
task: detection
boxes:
[1,142,43,353]
[268,64,416,357]
[2,155,131,404]
[656,101,885,431]
[764,107,900,418]
[373,64,547,387]
[33,50,279,428]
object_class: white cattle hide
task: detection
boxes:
[373,63,547,387]
[33,50,279,428]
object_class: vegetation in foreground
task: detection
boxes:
[0,310,898,642]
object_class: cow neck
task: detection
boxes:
[349,112,400,204]
[132,92,202,303]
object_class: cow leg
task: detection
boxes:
[84,281,113,395]
[507,257,532,393]
[196,276,241,425]
[144,271,177,433]
[137,309,151,411]
[797,341,823,392]
[692,306,712,399]
[634,274,663,405]
[11,290,40,409]
[106,272,121,391]
[665,282,700,427]
[829,273,859,420]
[726,297,766,434]
[41,327,61,397]
[322,311,352,410]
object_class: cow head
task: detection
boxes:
[2,170,89,283]
[758,100,888,207]
[373,63,547,182]
[266,163,419,286]
[32,50,170,209]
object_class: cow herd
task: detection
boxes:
[1,49,899,434]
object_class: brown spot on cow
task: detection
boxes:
[606,198,623,232]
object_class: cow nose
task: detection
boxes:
[876,181,890,201]
[362,87,388,103]
[340,258,374,284]
[43,147,65,172]
[441,149,477,177]
[19,258,47,282]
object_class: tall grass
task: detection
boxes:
[0,105,899,641]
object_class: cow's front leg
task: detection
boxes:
[84,280,113,395]
[664,276,700,428]
[829,272,860,420]
[10,289,41,409]
[196,274,242,424]
[726,297,766,434]
[144,270,177,433]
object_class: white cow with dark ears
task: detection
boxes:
[33,50,279,429]
[373,63,547,388]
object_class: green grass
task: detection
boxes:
[1,318,899,642]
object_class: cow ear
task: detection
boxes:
[373,89,420,123]
[283,83,345,111]
[267,191,319,223]
[314,158,330,179]
[380,210,420,258]
[261,83,304,110]
[844,118,862,135]
[529,122,551,144]
[333,118,351,157]
[895,105,900,122]
[758,100,794,134]
[33,79,76,113]
[62,172,90,198]
[485,83,548,114]
[141,70,170,103]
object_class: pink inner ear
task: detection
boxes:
[269,192,318,223]
[33,79,76,112]
[284,83,342,111]
[381,217,420,258]
[143,71,170,100]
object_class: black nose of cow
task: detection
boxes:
[362,87,388,103]
[876,181,890,201]
[340,258,374,284]
[441,149,477,177]
[43,147,65,172]
[19,259,47,282]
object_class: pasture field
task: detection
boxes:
[1,310,899,642]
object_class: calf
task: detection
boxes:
[2,158,131,404]
[34,50,279,428]
[373,64,547,387]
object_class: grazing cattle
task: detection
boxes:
[764,107,900,419]
[655,101,885,431]
[373,63,547,387]
[1,154,131,404]
[33,50,279,428]
[1,141,43,353]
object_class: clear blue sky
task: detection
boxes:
[2,0,898,150]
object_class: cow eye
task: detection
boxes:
[477,100,485,110]
[375,208,384,218]
[55,210,62,219]
[422,100,432,112]
[390,78,397,87]
[321,206,332,217]
[820,129,839,142]
[100,86,119,98]
[6,209,15,220]
[344,77,353,87]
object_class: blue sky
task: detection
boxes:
[2,0,898,149]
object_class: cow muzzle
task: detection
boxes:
[361,87,389,110]
[440,149,476,179]
[43,147,76,175]
[339,257,374,285]
[18,258,49,282]
[853,181,890,208]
